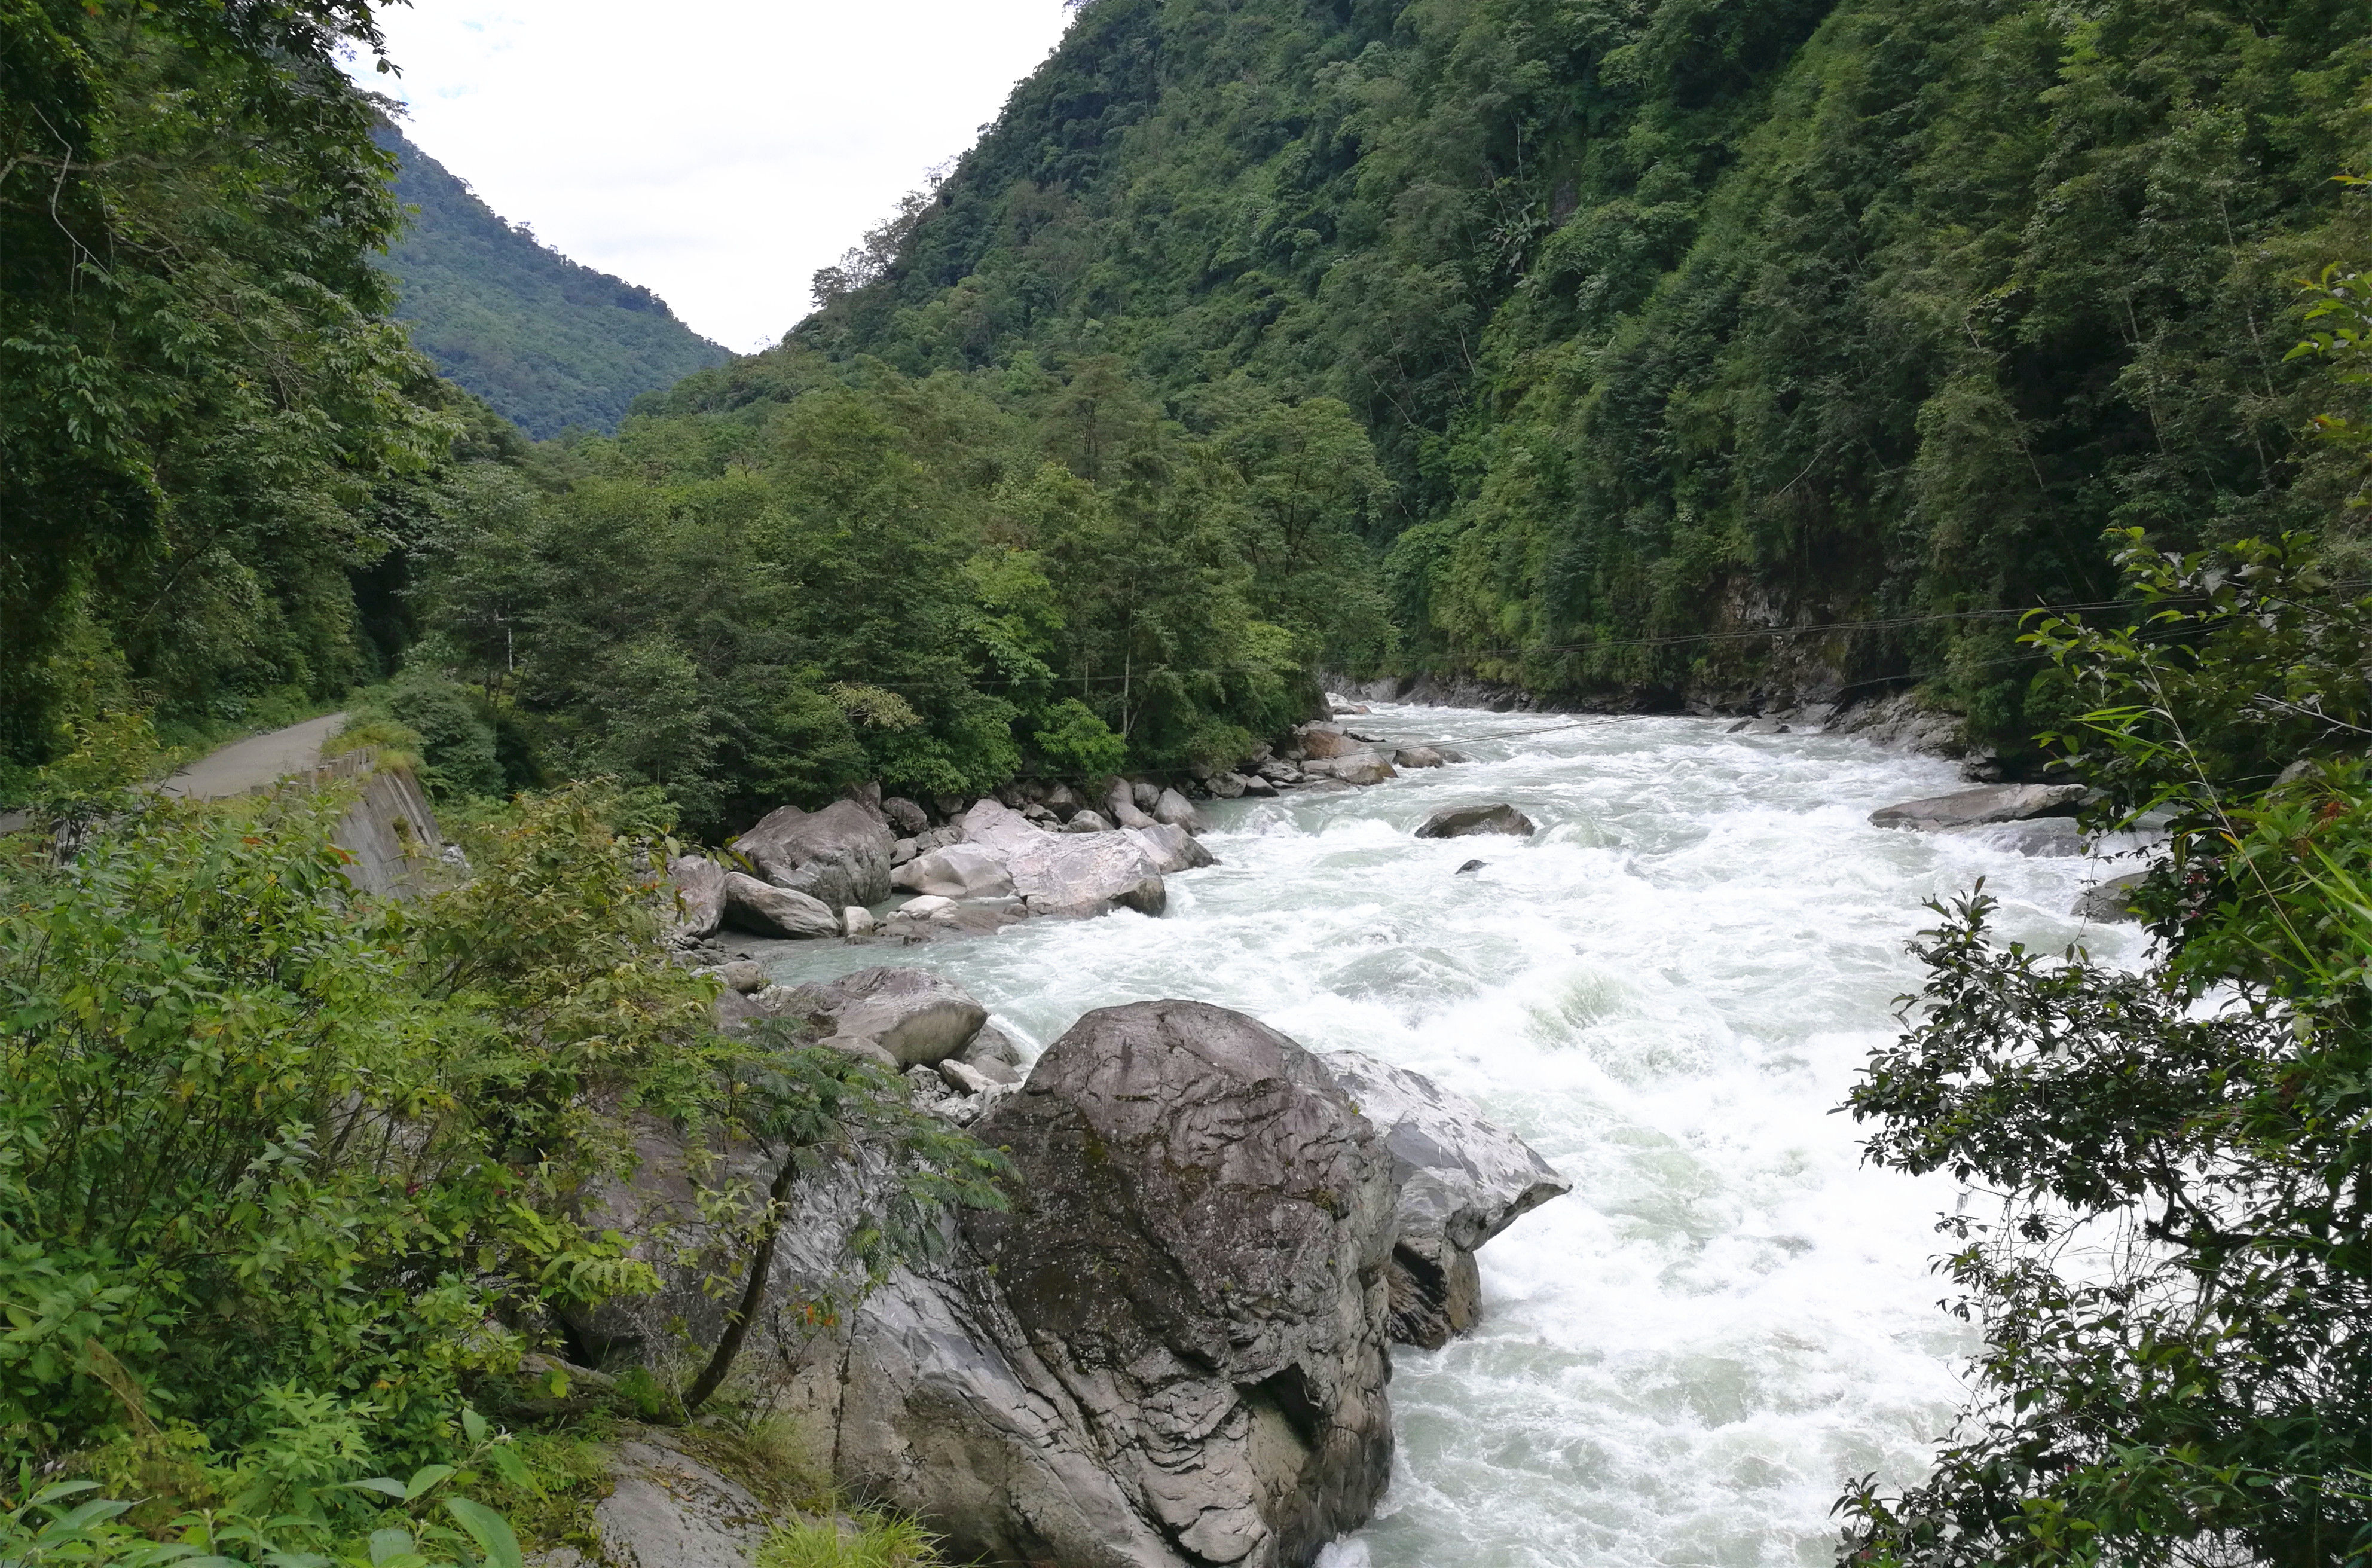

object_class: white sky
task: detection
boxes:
[357,2,1078,351]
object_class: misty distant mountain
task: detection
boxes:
[377,126,728,438]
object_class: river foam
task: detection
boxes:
[757,707,2151,1567]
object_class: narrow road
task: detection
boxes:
[157,712,347,800]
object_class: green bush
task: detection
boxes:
[0,785,710,1474]
[1028,699,1126,779]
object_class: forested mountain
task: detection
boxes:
[662,0,2372,754]
[378,126,728,437]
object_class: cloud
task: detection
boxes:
[361,1,1075,352]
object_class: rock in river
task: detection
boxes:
[1321,1050,1570,1349]
[1416,803,1536,839]
[1869,782,2086,832]
[2073,870,2148,923]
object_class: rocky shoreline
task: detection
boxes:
[665,703,1484,955]
[557,977,1569,1568]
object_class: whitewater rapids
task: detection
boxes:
[758,706,2150,1567]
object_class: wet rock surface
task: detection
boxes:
[1320,1050,1570,1350]
[1415,803,1537,839]
[1869,782,2086,832]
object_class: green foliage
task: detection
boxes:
[763,0,2372,741]
[1836,530,2372,1564]
[408,363,1347,834]
[755,1513,942,1568]
[0,0,458,780]
[1031,699,1127,778]
[0,782,717,1474]
[377,127,730,439]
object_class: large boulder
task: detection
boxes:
[1319,1051,1570,1349]
[1297,725,1359,762]
[962,796,1050,854]
[1153,788,1206,833]
[779,966,991,1067]
[1415,803,1535,839]
[1129,823,1217,874]
[1869,782,2086,832]
[963,799,1167,918]
[722,871,840,940]
[590,1435,771,1568]
[1392,747,1445,769]
[1306,751,1398,787]
[892,842,1017,900]
[737,800,895,910]
[958,1002,1399,1568]
[666,855,727,940]
[1009,832,1166,918]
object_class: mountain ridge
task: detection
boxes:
[377,125,729,437]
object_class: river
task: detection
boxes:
[756,705,2149,1568]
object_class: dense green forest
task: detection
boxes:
[13,2,2372,1564]
[741,0,2372,753]
[378,127,729,438]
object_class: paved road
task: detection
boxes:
[158,712,347,800]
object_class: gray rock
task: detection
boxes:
[736,799,895,910]
[1454,859,1485,875]
[964,796,1050,854]
[889,837,918,867]
[1416,804,1536,839]
[1131,781,1161,811]
[1205,772,1248,800]
[1744,718,1790,735]
[1111,875,1167,917]
[1306,750,1398,786]
[970,800,1167,916]
[2074,870,2149,923]
[666,855,728,940]
[591,1436,770,1568]
[1319,1050,1570,1349]
[894,842,1018,900]
[1104,780,1158,830]
[1239,775,1277,797]
[1129,823,1218,874]
[715,959,766,994]
[1297,725,1359,762]
[1393,747,1445,769]
[722,872,840,940]
[842,906,876,937]
[1255,758,1303,784]
[882,796,930,836]
[1869,783,2087,832]
[961,1001,1399,1568]
[1042,783,1084,820]
[961,1022,1024,1072]
[780,966,991,1068]
[1062,809,1113,833]
[1435,748,1469,764]
[890,894,955,922]
[1153,788,1206,833]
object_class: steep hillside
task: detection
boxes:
[378,126,728,436]
[666,0,2372,751]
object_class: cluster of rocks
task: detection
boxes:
[1249,715,1466,796]
[665,781,1222,949]
[664,697,1481,950]
[569,980,1567,1568]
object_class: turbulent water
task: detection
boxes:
[756,707,2151,1568]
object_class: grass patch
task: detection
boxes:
[756,1514,944,1568]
